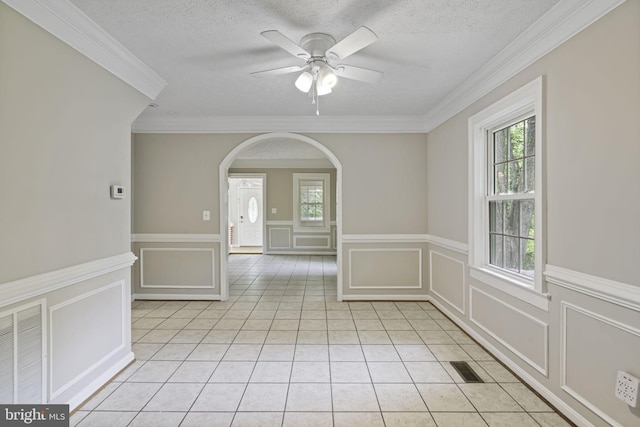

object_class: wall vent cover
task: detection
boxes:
[450,361,483,383]
[0,302,44,403]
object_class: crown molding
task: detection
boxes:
[132,115,429,134]
[2,0,167,100]
[422,0,625,132]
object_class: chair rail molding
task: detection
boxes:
[545,265,640,312]
[0,252,137,309]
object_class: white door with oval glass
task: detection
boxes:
[238,187,263,246]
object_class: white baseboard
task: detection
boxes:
[265,251,337,256]
[67,352,134,411]
[132,293,222,301]
[342,294,429,301]
[428,297,594,427]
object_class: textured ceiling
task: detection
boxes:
[69,0,560,121]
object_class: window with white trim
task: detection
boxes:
[293,173,330,232]
[469,77,547,307]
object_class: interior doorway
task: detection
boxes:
[228,174,265,254]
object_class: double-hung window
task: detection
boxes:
[468,77,547,309]
[293,173,330,232]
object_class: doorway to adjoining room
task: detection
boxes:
[228,174,265,254]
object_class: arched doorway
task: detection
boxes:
[218,133,343,301]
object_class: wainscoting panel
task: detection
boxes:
[268,228,291,249]
[293,235,331,249]
[470,286,548,376]
[561,301,640,427]
[429,250,466,315]
[348,248,422,289]
[49,280,125,400]
[140,248,214,289]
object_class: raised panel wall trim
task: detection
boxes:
[268,228,291,249]
[425,234,469,255]
[131,233,221,243]
[342,234,429,243]
[348,248,423,290]
[428,297,592,427]
[2,0,166,99]
[139,248,215,289]
[545,264,640,312]
[343,295,429,301]
[429,250,466,315]
[469,286,549,376]
[293,235,331,249]
[48,280,126,401]
[560,301,640,427]
[0,252,136,309]
[266,221,293,226]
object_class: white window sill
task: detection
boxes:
[469,266,550,311]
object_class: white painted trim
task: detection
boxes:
[560,301,639,427]
[429,250,466,315]
[49,280,127,401]
[332,228,337,250]
[423,0,625,131]
[267,221,294,226]
[293,173,331,233]
[343,294,429,301]
[268,228,291,249]
[293,235,331,249]
[133,115,428,134]
[140,248,215,289]
[545,265,640,312]
[2,0,167,100]
[428,297,593,427]
[0,252,136,309]
[469,286,549,376]
[342,234,429,244]
[348,248,422,290]
[131,233,221,243]
[425,234,469,255]
[67,352,134,411]
[469,267,551,312]
[132,293,222,301]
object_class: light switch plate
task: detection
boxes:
[203,210,210,221]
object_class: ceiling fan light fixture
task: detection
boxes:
[316,82,332,96]
[319,67,337,88]
[295,71,313,92]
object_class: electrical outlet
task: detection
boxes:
[615,371,639,407]
[202,210,210,221]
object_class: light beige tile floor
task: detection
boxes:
[73,254,573,427]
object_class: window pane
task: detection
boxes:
[509,121,525,160]
[508,160,524,193]
[489,234,503,268]
[522,238,535,277]
[525,116,535,157]
[504,200,519,237]
[504,236,520,273]
[525,157,535,192]
[494,163,507,194]
[520,200,535,239]
[489,201,503,233]
[494,128,508,164]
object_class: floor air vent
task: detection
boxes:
[450,361,483,383]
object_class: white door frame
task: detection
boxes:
[228,173,266,250]
[219,133,343,301]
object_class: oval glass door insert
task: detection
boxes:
[248,197,258,223]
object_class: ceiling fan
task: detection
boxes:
[251,26,383,114]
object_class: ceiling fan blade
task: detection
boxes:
[334,65,383,84]
[260,30,310,59]
[250,65,307,78]
[326,26,378,60]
